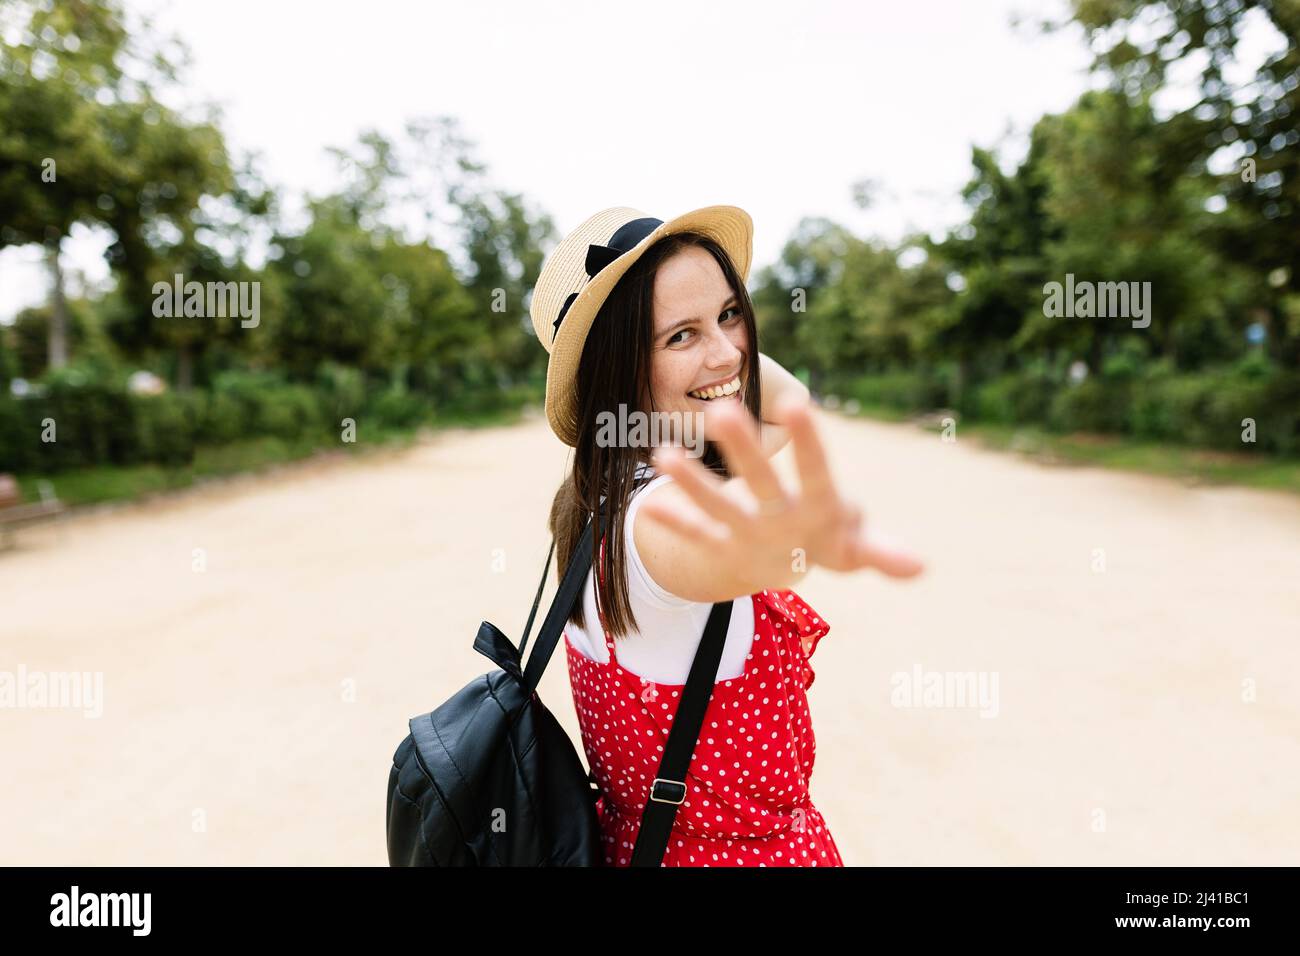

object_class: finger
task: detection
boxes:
[651,445,750,529]
[637,496,728,547]
[783,398,835,504]
[705,401,786,505]
[853,529,925,578]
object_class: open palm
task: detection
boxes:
[641,396,925,581]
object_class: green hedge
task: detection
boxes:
[830,370,949,411]
[834,360,1300,456]
[132,390,205,467]
[0,369,471,474]
[968,371,1056,425]
[1121,363,1300,454]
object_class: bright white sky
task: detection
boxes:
[3,0,1103,321]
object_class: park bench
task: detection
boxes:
[0,474,67,549]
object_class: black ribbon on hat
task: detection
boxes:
[552,216,663,342]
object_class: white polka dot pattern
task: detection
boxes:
[562,533,842,867]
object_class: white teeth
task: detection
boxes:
[689,375,741,400]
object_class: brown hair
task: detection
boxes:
[547,231,763,639]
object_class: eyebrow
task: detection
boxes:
[658,294,740,340]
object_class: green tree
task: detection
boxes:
[926,137,1056,397]
[275,122,555,399]
[0,0,254,386]
[1030,90,1255,370]
[1062,0,1300,364]
[752,217,859,389]
[0,0,125,369]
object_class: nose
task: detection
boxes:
[704,325,743,370]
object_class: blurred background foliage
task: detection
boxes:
[1,0,1298,488]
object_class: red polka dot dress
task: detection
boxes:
[563,534,844,867]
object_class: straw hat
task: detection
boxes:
[529,205,753,447]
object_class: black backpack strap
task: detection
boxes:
[629,598,734,867]
[520,504,605,694]
[517,536,556,662]
[519,480,650,678]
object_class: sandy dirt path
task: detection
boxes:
[2,407,1298,865]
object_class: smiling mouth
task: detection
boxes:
[687,374,742,401]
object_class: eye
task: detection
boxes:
[666,307,742,346]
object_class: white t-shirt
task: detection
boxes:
[563,464,757,684]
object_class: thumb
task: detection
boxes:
[854,528,925,579]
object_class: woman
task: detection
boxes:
[530,205,924,866]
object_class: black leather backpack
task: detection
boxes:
[386,506,734,866]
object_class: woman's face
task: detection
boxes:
[643,244,748,427]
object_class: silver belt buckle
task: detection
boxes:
[650,777,687,805]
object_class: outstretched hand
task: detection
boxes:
[641,395,925,581]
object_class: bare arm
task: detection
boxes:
[758,352,811,458]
